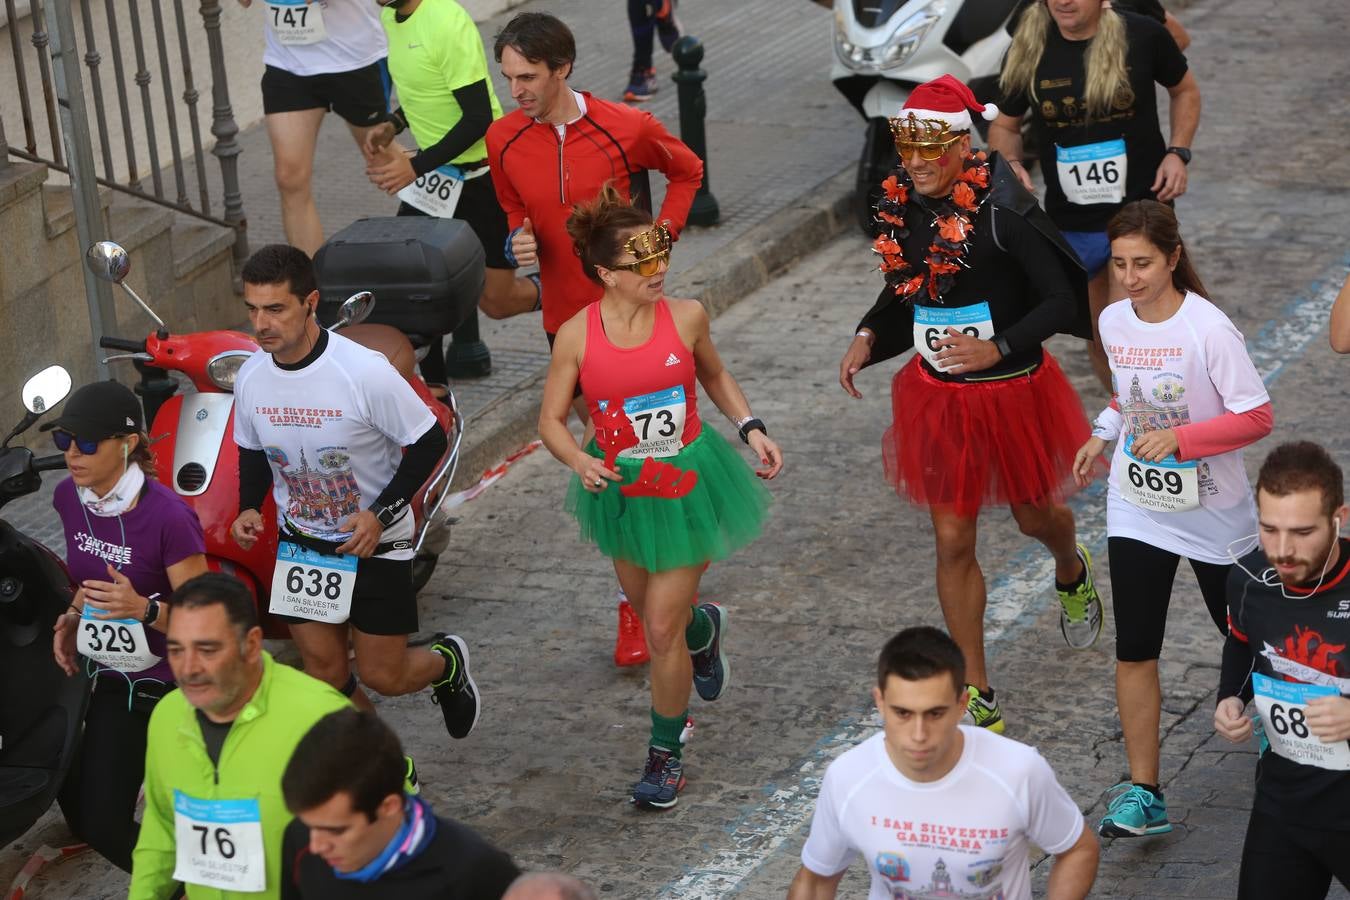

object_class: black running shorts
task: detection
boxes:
[278,554,418,636]
[396,165,512,270]
[261,62,388,129]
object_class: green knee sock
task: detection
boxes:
[650,708,688,759]
[684,606,713,653]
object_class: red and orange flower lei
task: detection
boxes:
[872,151,993,302]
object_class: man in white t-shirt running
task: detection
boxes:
[229,244,481,741]
[790,627,1098,900]
[239,0,390,256]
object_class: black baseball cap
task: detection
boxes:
[39,380,144,441]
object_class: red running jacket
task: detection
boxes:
[486,91,704,334]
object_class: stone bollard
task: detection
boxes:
[671,36,720,227]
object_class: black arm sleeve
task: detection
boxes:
[372,422,448,514]
[409,79,495,176]
[857,283,917,369]
[239,447,273,514]
[1218,633,1256,705]
[279,822,303,900]
[996,209,1079,354]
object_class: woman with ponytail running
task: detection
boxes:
[539,184,782,809]
[1073,200,1272,838]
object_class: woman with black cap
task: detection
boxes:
[45,380,208,872]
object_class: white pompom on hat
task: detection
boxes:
[899,74,999,134]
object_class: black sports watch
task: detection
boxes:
[141,597,160,626]
[736,417,767,444]
[371,503,403,528]
[992,335,1012,359]
[1165,146,1192,165]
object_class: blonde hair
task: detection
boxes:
[999,2,1131,123]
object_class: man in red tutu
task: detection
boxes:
[838,75,1102,733]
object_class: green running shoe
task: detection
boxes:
[1098,783,1172,837]
[1057,543,1104,650]
[962,685,1005,734]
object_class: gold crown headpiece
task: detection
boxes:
[887,111,959,144]
[623,222,672,258]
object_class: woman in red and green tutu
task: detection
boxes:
[539,184,783,809]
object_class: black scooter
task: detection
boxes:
[0,365,89,850]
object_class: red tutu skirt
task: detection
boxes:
[883,352,1091,517]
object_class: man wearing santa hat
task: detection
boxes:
[838,74,1099,733]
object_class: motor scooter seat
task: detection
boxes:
[341,324,418,382]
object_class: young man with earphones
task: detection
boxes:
[1215,440,1350,899]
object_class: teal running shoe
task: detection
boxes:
[1098,783,1172,837]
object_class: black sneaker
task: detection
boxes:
[430,635,480,739]
[691,602,730,702]
[631,747,686,809]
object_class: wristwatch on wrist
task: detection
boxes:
[371,503,402,528]
[141,597,160,626]
[736,417,767,445]
[1165,146,1191,165]
[992,335,1012,359]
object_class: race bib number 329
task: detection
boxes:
[172,792,266,892]
[77,609,159,673]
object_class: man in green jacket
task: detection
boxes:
[129,573,350,899]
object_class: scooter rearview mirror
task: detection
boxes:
[85,241,131,285]
[21,365,72,416]
[333,291,375,331]
[84,241,167,331]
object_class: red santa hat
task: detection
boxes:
[898,74,999,134]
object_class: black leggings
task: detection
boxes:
[1239,808,1350,899]
[1108,536,1230,662]
[57,677,155,872]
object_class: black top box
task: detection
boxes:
[313,216,485,338]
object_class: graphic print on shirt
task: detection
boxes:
[866,816,1010,899]
[1259,625,1350,692]
[1112,358,1217,498]
[74,531,133,568]
[265,445,361,531]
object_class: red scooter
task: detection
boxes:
[83,242,462,636]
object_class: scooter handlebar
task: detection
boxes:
[98,336,147,353]
[32,453,68,472]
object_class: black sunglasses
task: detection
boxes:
[52,431,107,455]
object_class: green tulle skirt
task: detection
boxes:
[564,427,772,572]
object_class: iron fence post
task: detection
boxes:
[671,36,719,227]
[198,0,248,267]
[46,0,117,380]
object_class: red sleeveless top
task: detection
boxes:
[579,299,702,459]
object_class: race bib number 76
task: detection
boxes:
[172,792,266,891]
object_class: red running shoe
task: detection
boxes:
[615,594,650,667]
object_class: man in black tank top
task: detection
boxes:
[1215,441,1350,899]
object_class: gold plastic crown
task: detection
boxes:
[623,223,672,258]
[888,111,957,143]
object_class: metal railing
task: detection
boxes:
[2,0,247,266]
